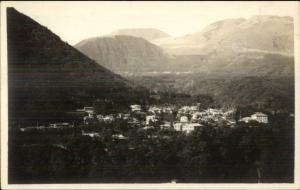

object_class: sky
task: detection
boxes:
[2,1,299,45]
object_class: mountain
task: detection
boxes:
[7,8,146,124]
[153,15,294,56]
[75,35,170,73]
[166,50,294,77]
[109,28,170,41]
[76,15,294,76]
[151,15,294,76]
[128,74,294,111]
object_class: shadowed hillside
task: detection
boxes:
[7,8,147,125]
[128,74,294,112]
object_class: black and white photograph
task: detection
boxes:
[1,1,299,189]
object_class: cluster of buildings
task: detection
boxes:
[144,104,238,133]
[173,106,237,133]
[18,104,269,134]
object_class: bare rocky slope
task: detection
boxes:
[153,15,294,56]
[75,35,170,73]
[76,15,294,76]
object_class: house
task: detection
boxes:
[191,112,205,122]
[148,106,162,114]
[130,104,141,112]
[84,107,95,114]
[224,109,235,117]
[20,126,46,131]
[173,122,203,133]
[49,122,70,128]
[162,107,174,114]
[180,116,189,123]
[178,106,198,114]
[82,131,100,138]
[173,122,182,130]
[160,121,172,128]
[146,115,158,125]
[128,117,140,125]
[77,106,95,114]
[97,114,104,120]
[112,134,129,140]
[226,119,236,125]
[178,106,189,114]
[190,106,199,112]
[251,112,268,123]
[207,108,222,116]
[83,116,97,125]
[239,117,252,123]
[142,126,155,130]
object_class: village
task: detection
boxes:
[19,103,269,136]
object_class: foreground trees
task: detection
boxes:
[9,115,294,183]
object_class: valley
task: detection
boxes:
[5,6,295,184]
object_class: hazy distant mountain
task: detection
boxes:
[75,35,170,73]
[76,15,294,76]
[109,28,170,41]
[7,8,145,124]
[153,15,294,56]
[151,15,294,76]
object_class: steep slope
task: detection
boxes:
[167,51,294,77]
[76,15,294,76]
[7,8,144,124]
[75,35,170,73]
[151,15,294,76]
[128,74,294,111]
[109,28,170,41]
[153,15,294,56]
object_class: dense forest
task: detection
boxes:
[128,74,294,111]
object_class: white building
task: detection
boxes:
[162,107,174,114]
[146,115,158,125]
[180,116,189,123]
[49,122,70,128]
[112,134,129,140]
[190,106,199,112]
[251,112,268,123]
[191,112,206,121]
[82,131,100,138]
[148,106,162,114]
[77,107,95,114]
[160,121,172,128]
[130,104,142,112]
[239,117,252,123]
[103,115,114,123]
[174,122,203,133]
[97,114,104,120]
[178,106,198,114]
[207,108,222,116]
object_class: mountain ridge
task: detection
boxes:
[7,7,146,124]
[109,28,170,41]
[75,35,170,73]
[153,15,294,56]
